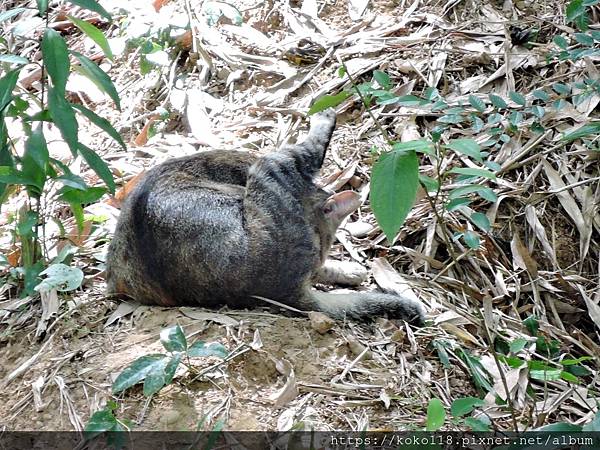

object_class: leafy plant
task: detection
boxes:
[112,325,229,396]
[0,1,122,295]
[84,400,131,449]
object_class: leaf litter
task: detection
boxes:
[0,0,599,433]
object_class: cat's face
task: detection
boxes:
[311,189,361,264]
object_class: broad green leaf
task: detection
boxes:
[188,341,229,358]
[59,186,106,204]
[370,149,419,243]
[566,0,585,21]
[68,15,113,60]
[337,66,346,77]
[560,371,579,383]
[463,417,490,431]
[72,51,121,110]
[457,348,493,393]
[0,8,27,22]
[463,230,480,249]
[530,105,545,118]
[423,87,439,101]
[532,89,549,101]
[112,354,168,393]
[0,54,29,65]
[143,356,170,396]
[431,340,451,368]
[561,356,594,365]
[469,212,490,232]
[160,325,187,352]
[449,167,496,179]
[553,35,569,49]
[42,29,70,94]
[509,91,526,106]
[35,263,84,292]
[419,174,439,192]
[84,409,124,436]
[524,315,539,335]
[552,83,571,95]
[72,104,125,149]
[308,91,351,115]
[426,398,445,431]
[69,202,85,233]
[450,397,485,417]
[574,32,594,46]
[66,0,112,20]
[0,166,40,187]
[78,144,115,194]
[36,0,48,14]
[373,70,391,89]
[488,93,508,109]
[438,114,463,124]
[394,95,428,106]
[445,197,471,211]
[164,353,182,385]
[445,138,482,162]
[530,368,562,381]
[22,125,49,195]
[562,122,600,141]
[510,338,529,353]
[0,70,19,113]
[48,86,79,154]
[392,139,434,154]
[468,95,486,113]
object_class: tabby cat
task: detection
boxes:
[106,109,425,324]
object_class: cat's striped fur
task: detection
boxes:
[106,109,425,324]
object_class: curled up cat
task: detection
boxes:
[106,109,426,325]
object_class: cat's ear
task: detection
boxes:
[322,191,361,222]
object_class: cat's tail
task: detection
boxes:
[305,290,426,325]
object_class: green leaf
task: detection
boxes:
[574,32,594,46]
[143,356,171,396]
[188,341,229,358]
[78,144,115,194]
[22,125,49,194]
[42,29,70,94]
[0,166,40,187]
[468,95,486,113]
[552,83,571,95]
[160,325,187,352]
[431,340,451,368]
[419,174,439,192]
[48,87,79,154]
[426,398,445,431]
[370,149,419,243]
[373,70,391,89]
[67,15,113,60]
[0,70,19,113]
[69,202,85,233]
[530,368,562,381]
[530,105,545,118]
[112,354,169,393]
[394,95,428,106]
[449,167,496,179]
[308,91,351,115]
[445,197,471,211]
[560,356,594,365]
[553,35,569,49]
[562,122,600,141]
[450,397,485,417]
[59,186,106,204]
[423,87,439,101]
[84,408,123,436]
[72,51,121,110]
[337,66,346,77]
[508,91,526,106]
[524,316,539,335]
[488,93,508,109]
[72,104,126,149]
[532,89,549,101]
[566,0,585,21]
[463,230,480,249]
[463,417,490,431]
[510,338,529,353]
[0,54,29,65]
[469,212,490,232]
[36,0,48,14]
[457,348,494,393]
[164,353,182,385]
[560,371,579,383]
[65,0,112,20]
[0,8,27,22]
[35,263,84,292]
[445,138,482,162]
[392,139,434,154]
